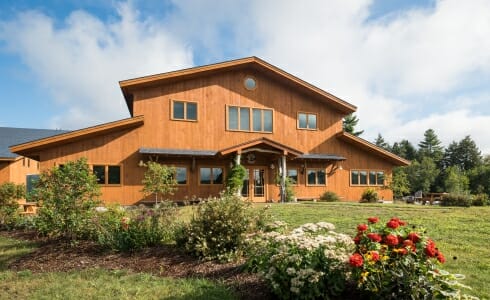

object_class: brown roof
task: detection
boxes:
[119,56,357,116]
[336,132,410,166]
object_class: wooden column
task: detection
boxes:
[280,154,287,203]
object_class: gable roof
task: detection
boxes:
[10,116,144,159]
[336,132,410,166]
[119,56,357,116]
[219,137,303,157]
[0,127,67,161]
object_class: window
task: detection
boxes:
[200,167,224,185]
[244,76,257,90]
[93,165,121,185]
[287,169,298,185]
[175,167,187,185]
[351,170,385,186]
[298,112,317,130]
[172,100,197,121]
[227,105,273,132]
[306,169,326,185]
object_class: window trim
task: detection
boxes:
[170,99,198,122]
[198,166,225,186]
[297,112,318,130]
[226,105,273,133]
[287,168,299,186]
[305,168,327,186]
[174,166,189,186]
[92,164,123,186]
[350,169,385,186]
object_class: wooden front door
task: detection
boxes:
[241,167,267,202]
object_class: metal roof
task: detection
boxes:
[0,127,68,159]
[139,148,217,157]
[299,154,346,161]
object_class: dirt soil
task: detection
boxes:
[1,230,274,300]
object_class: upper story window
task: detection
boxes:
[172,100,197,121]
[298,112,317,130]
[244,76,257,90]
[227,105,273,133]
[351,170,384,186]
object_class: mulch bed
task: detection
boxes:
[1,230,274,300]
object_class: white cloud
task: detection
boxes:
[0,2,193,129]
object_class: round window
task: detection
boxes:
[244,77,257,90]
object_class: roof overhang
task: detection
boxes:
[0,157,16,162]
[219,137,303,157]
[299,154,346,161]
[10,116,144,158]
[139,148,217,157]
[119,56,357,116]
[337,132,410,166]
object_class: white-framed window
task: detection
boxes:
[351,170,385,186]
[297,112,317,130]
[227,105,273,133]
[171,100,198,121]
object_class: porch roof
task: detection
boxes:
[139,148,217,157]
[299,154,346,161]
[219,137,303,157]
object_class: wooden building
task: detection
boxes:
[1,127,66,189]
[11,57,409,205]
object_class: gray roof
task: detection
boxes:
[139,148,217,157]
[299,154,346,161]
[0,127,68,159]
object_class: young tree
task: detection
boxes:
[343,113,364,136]
[32,158,101,241]
[418,129,444,162]
[388,167,410,199]
[406,157,439,194]
[141,161,177,204]
[374,133,391,151]
[443,166,469,194]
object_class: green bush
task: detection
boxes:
[176,194,270,261]
[90,205,128,248]
[360,188,378,203]
[32,158,101,241]
[0,182,25,229]
[440,194,472,207]
[471,193,489,206]
[104,203,180,252]
[319,191,340,202]
[225,164,246,195]
[245,222,354,299]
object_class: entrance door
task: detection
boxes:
[241,167,267,202]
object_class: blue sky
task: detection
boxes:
[1,0,489,155]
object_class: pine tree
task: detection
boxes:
[343,113,364,136]
[418,129,444,162]
[374,133,390,151]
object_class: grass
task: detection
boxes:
[1,202,489,299]
[0,269,235,300]
[265,202,490,299]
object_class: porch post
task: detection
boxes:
[235,153,242,197]
[280,154,287,203]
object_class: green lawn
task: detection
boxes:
[265,202,490,299]
[1,203,488,299]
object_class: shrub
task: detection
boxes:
[0,182,25,229]
[440,194,472,207]
[105,202,180,252]
[319,191,340,202]
[350,217,474,298]
[245,222,354,299]
[471,193,489,206]
[90,205,128,248]
[32,158,101,241]
[225,164,246,195]
[176,194,269,261]
[360,188,378,203]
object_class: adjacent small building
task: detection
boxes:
[10,57,409,205]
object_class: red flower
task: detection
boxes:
[369,250,380,262]
[425,240,437,257]
[367,217,379,224]
[407,232,420,243]
[353,235,361,244]
[403,239,416,252]
[349,253,364,267]
[437,252,446,263]
[357,224,368,232]
[367,233,382,242]
[385,234,399,246]
[387,219,400,229]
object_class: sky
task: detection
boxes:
[0,0,489,155]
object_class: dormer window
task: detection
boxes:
[172,100,197,121]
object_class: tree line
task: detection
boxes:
[343,113,489,198]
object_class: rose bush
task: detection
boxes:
[350,216,475,299]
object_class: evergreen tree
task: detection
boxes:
[374,133,391,151]
[418,129,444,162]
[405,157,439,193]
[343,113,364,136]
[392,140,417,161]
